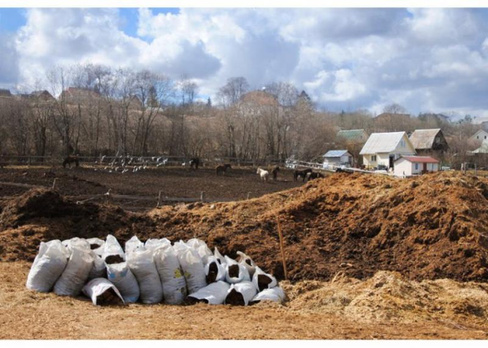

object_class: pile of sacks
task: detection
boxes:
[25,234,285,306]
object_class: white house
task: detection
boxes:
[322,150,353,168]
[394,156,439,177]
[359,132,416,169]
[469,129,488,143]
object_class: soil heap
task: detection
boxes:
[1,171,487,283]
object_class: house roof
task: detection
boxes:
[337,129,367,141]
[323,150,351,158]
[472,139,488,153]
[409,129,442,150]
[359,132,407,155]
[397,156,439,164]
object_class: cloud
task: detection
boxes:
[0,32,19,87]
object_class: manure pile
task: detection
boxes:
[1,171,487,283]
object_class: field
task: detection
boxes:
[0,164,488,340]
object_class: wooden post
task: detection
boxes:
[200,191,205,202]
[276,215,288,280]
[157,191,162,207]
[247,192,251,200]
[52,178,57,190]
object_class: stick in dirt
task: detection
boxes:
[276,215,288,280]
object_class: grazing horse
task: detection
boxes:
[293,168,312,182]
[256,167,269,181]
[216,163,232,175]
[189,158,200,170]
[63,155,79,168]
[306,171,324,181]
[270,166,280,181]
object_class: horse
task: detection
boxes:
[293,168,312,182]
[189,158,200,170]
[306,171,324,181]
[270,166,280,181]
[216,164,232,175]
[63,155,79,168]
[256,167,269,181]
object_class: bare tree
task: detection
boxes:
[218,77,249,108]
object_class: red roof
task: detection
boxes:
[399,156,439,164]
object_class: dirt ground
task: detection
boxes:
[1,166,488,339]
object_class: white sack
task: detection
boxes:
[204,256,226,283]
[252,266,277,292]
[236,251,256,278]
[106,262,140,303]
[103,235,125,262]
[54,247,94,296]
[62,237,90,251]
[82,278,125,306]
[174,241,207,294]
[154,244,187,305]
[225,281,257,306]
[224,255,250,284]
[87,251,106,280]
[250,286,285,305]
[213,247,226,267]
[125,235,145,256]
[127,249,163,304]
[87,238,105,257]
[188,281,230,305]
[187,238,213,264]
[144,238,171,252]
[26,240,69,292]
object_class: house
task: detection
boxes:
[359,132,416,169]
[322,150,353,168]
[471,139,488,154]
[59,87,101,103]
[469,129,488,144]
[336,129,368,143]
[394,156,439,177]
[408,128,449,155]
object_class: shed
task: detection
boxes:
[394,156,439,177]
[409,128,449,153]
[322,150,353,168]
[359,132,416,169]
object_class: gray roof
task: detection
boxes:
[323,150,351,158]
[359,132,407,155]
[409,129,441,150]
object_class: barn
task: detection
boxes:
[393,156,439,177]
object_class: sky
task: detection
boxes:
[1,3,488,122]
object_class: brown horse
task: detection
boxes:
[306,171,324,181]
[270,166,280,180]
[216,163,231,175]
[189,158,200,170]
[293,168,312,182]
[63,155,79,168]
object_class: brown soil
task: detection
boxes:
[1,167,488,339]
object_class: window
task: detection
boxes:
[400,140,405,147]
[415,163,419,170]
[371,155,377,162]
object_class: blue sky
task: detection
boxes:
[1,7,488,122]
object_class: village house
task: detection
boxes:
[408,128,449,157]
[359,131,416,169]
[393,156,439,177]
[469,129,488,144]
[322,150,353,168]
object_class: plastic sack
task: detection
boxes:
[187,281,230,305]
[225,281,257,306]
[186,238,213,265]
[106,262,140,303]
[127,249,163,304]
[224,255,250,284]
[144,238,171,252]
[125,236,145,256]
[82,278,125,306]
[87,251,106,280]
[54,247,94,296]
[62,237,90,252]
[214,247,226,267]
[250,286,285,305]
[26,240,69,292]
[236,251,256,278]
[103,235,126,263]
[174,241,207,294]
[87,238,105,257]
[204,256,226,284]
[252,266,277,292]
[154,244,187,305]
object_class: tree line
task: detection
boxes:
[0,63,482,167]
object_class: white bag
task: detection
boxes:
[106,262,140,303]
[225,281,257,306]
[175,241,207,294]
[82,278,125,306]
[204,256,226,283]
[224,255,250,284]
[54,247,94,296]
[252,266,277,292]
[87,251,106,280]
[62,237,90,251]
[144,238,171,252]
[188,281,230,305]
[236,251,256,278]
[125,236,145,256]
[187,238,213,264]
[214,247,226,267]
[154,244,187,305]
[26,240,69,292]
[87,238,105,257]
[250,286,285,305]
[127,249,163,304]
[103,235,126,263]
